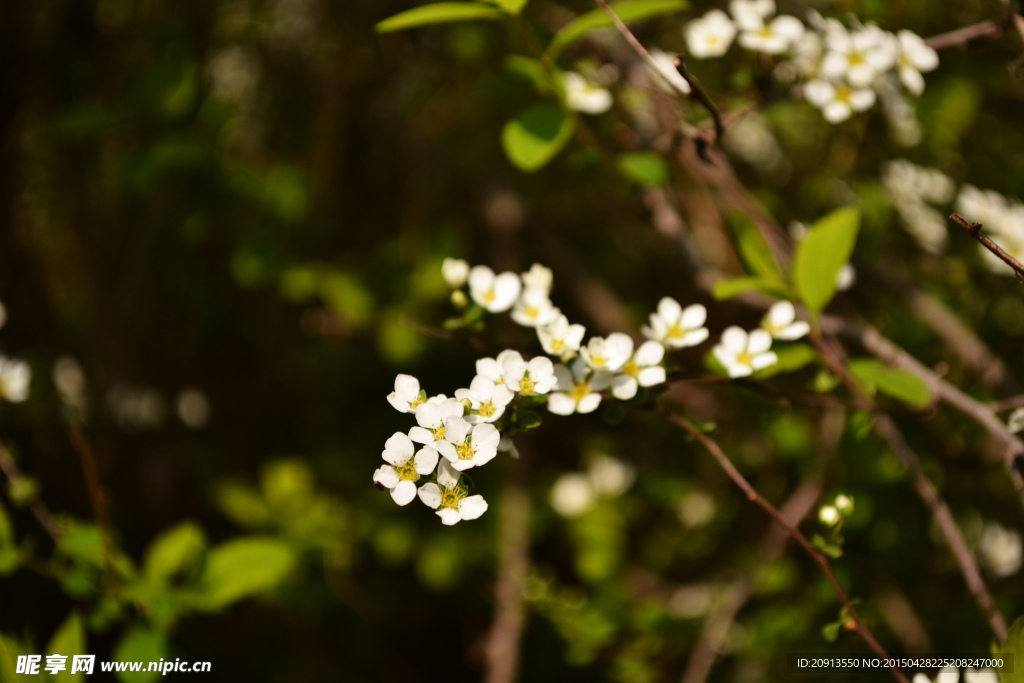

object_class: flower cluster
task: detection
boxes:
[684,1,939,123]
[881,159,955,254]
[0,298,31,404]
[377,261,816,522]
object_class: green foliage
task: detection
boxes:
[848,359,932,408]
[46,613,85,683]
[617,152,669,186]
[546,0,689,59]
[0,633,31,683]
[113,629,167,683]
[198,538,297,610]
[144,523,206,585]
[501,104,575,172]
[484,0,529,14]
[727,210,784,283]
[375,3,506,33]
[755,344,816,379]
[793,206,860,314]
[711,276,792,300]
[993,614,1024,683]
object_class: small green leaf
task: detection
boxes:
[727,210,784,282]
[484,0,528,13]
[501,104,574,172]
[617,152,668,186]
[519,411,542,430]
[45,613,85,683]
[755,344,817,379]
[711,276,792,300]
[546,0,688,59]
[376,2,505,33]
[848,359,932,408]
[113,628,166,683]
[198,537,297,609]
[144,522,206,584]
[822,620,841,643]
[504,56,551,93]
[993,614,1024,683]
[215,483,272,528]
[0,633,31,683]
[793,206,860,314]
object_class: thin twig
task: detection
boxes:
[951,213,1024,282]
[924,18,1010,50]
[653,405,908,683]
[990,395,1024,413]
[0,442,63,543]
[68,425,118,588]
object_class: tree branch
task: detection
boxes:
[0,442,63,543]
[951,213,1024,282]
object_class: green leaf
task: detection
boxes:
[848,359,932,408]
[519,411,542,430]
[993,614,1024,683]
[546,0,688,59]
[501,104,574,172]
[821,620,841,643]
[0,502,11,546]
[504,56,551,94]
[484,0,528,13]
[0,633,31,683]
[198,538,297,609]
[113,628,166,683]
[376,2,505,33]
[144,522,206,584]
[215,483,272,528]
[727,210,784,282]
[793,206,860,314]
[711,276,792,300]
[617,152,668,186]
[755,344,817,379]
[45,613,84,683]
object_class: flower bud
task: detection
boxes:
[450,290,468,309]
[819,505,840,527]
[834,494,854,517]
[442,258,469,289]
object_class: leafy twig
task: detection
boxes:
[950,213,1024,282]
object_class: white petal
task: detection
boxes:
[767,301,795,327]
[382,432,415,464]
[638,366,666,387]
[387,392,409,413]
[468,265,495,294]
[418,482,442,508]
[804,79,835,106]
[849,88,876,111]
[823,101,851,123]
[437,460,461,487]
[373,465,399,489]
[553,364,574,391]
[459,495,488,521]
[527,356,554,379]
[679,328,709,348]
[408,426,435,445]
[472,446,497,467]
[476,358,503,383]
[414,446,440,475]
[450,458,475,471]
[720,326,748,353]
[491,273,523,312]
[445,416,472,445]
[726,361,754,378]
[635,340,665,366]
[752,351,778,370]
[437,508,462,525]
[491,384,515,408]
[657,297,682,323]
[390,480,417,506]
[590,371,614,392]
[469,375,495,402]
[770,15,804,39]
[547,392,577,416]
[394,374,420,400]
[472,422,501,451]
[747,329,773,354]
[577,393,603,413]
[436,440,457,462]
[776,321,810,340]
[415,402,441,429]
[611,375,638,400]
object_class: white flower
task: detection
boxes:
[498,436,520,459]
[549,473,596,518]
[713,326,778,378]
[895,30,938,96]
[819,505,839,526]
[834,494,854,516]
[611,340,666,400]
[435,417,500,471]
[408,397,465,445]
[455,376,514,424]
[418,460,488,525]
[580,333,633,373]
[647,49,691,95]
[685,10,737,59]
[442,258,470,288]
[1008,407,1024,434]
[643,298,709,349]
[510,287,561,328]
[979,522,1022,577]
[964,669,999,683]
[547,357,613,415]
[520,263,553,294]
[476,349,521,386]
[761,301,810,340]
[0,357,31,403]
[730,0,804,55]
[537,315,587,357]
[563,71,612,115]
[836,263,856,291]
[373,432,440,506]
[502,353,558,396]
[805,79,875,123]
[386,374,426,414]
[587,455,635,497]
[821,24,896,88]
[468,265,522,313]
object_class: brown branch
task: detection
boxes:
[990,395,1024,413]
[0,442,63,543]
[873,413,1009,643]
[924,18,1010,50]
[68,425,118,587]
[951,213,1024,282]
[653,405,908,683]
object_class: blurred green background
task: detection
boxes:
[1,1,1023,681]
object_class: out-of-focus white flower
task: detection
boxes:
[502,354,557,396]
[408,397,464,445]
[418,460,488,525]
[563,71,613,114]
[761,301,810,340]
[498,436,519,459]
[955,186,1024,275]
[108,384,167,430]
[373,432,439,506]
[836,263,856,291]
[979,521,1022,577]
[548,357,613,415]
[455,376,514,424]
[468,265,522,313]
[964,669,1000,683]
[0,357,31,403]
[820,24,896,88]
[819,505,840,526]
[730,0,804,54]
[176,388,211,429]
[587,454,635,497]
[510,287,561,328]
[722,113,785,172]
[912,667,961,683]
[538,314,586,357]
[387,374,426,414]
[805,79,875,123]
[580,333,634,373]
[647,49,691,95]
[678,490,717,527]
[611,340,666,400]
[882,159,955,253]
[476,349,520,386]
[442,258,470,288]
[549,473,597,517]
[53,356,87,409]
[435,417,500,471]
[685,10,737,59]
[713,327,778,378]
[643,298,709,349]
[520,263,553,294]
[776,30,822,82]
[1008,407,1024,434]
[895,30,938,96]
[834,494,854,516]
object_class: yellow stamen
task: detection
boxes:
[479,403,495,418]
[622,360,639,378]
[395,461,419,482]
[589,355,607,367]
[737,351,754,366]
[434,424,446,441]
[551,339,565,352]
[667,324,686,340]
[524,305,539,319]
[519,376,535,395]
[571,384,590,402]
[456,442,474,460]
[483,290,496,303]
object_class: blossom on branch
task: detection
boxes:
[611,340,666,400]
[712,327,778,378]
[418,460,488,525]
[468,265,521,313]
[435,417,500,471]
[537,314,586,357]
[548,357,612,415]
[685,10,737,59]
[563,71,613,115]
[455,375,514,424]
[642,297,709,349]
[373,432,440,506]
[761,301,810,340]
